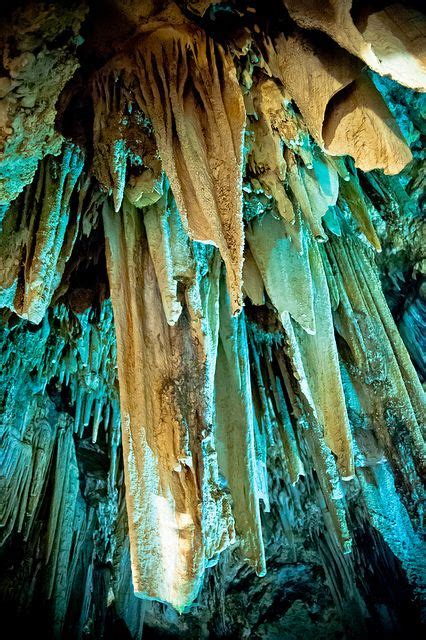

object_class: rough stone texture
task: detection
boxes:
[0,2,87,205]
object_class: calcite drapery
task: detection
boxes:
[103,199,234,609]
[265,30,413,174]
[133,17,246,315]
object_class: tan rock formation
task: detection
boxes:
[266,29,412,174]
[103,199,234,609]
[133,18,246,315]
[0,144,84,323]
[283,1,426,92]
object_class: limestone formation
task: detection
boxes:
[0,1,425,638]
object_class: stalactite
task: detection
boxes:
[0,296,120,634]
[92,71,129,213]
[246,212,315,334]
[275,320,353,553]
[242,247,265,307]
[0,143,84,323]
[247,77,304,223]
[130,13,246,314]
[292,242,354,480]
[215,279,266,575]
[143,193,191,326]
[338,164,382,251]
[103,199,234,610]
[324,236,425,505]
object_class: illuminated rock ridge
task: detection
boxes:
[0,1,425,638]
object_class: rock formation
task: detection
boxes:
[0,1,425,638]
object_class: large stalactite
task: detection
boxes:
[0,1,425,638]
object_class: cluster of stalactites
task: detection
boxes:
[89,1,425,313]
[0,144,85,323]
[91,2,425,610]
[102,177,424,608]
[0,299,122,633]
[0,0,425,615]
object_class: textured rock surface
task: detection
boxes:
[0,1,425,638]
[0,2,86,205]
